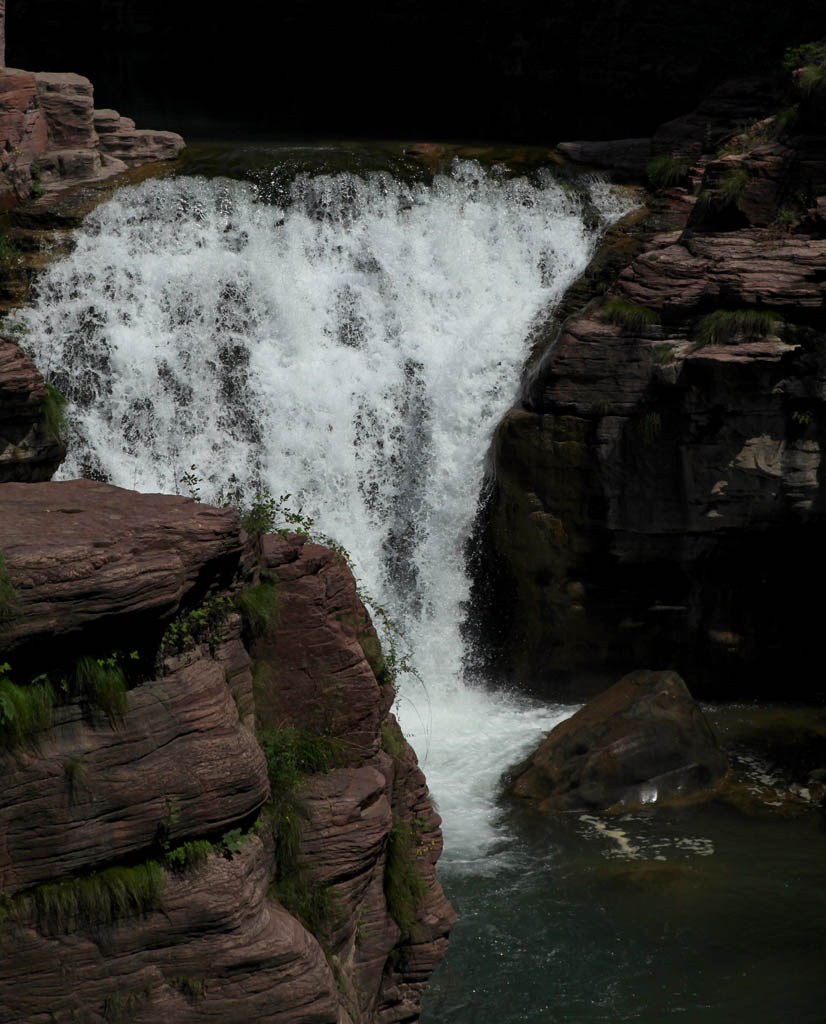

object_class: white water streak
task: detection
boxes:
[20,162,633,864]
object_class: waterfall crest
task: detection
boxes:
[20,161,632,865]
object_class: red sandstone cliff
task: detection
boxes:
[0,467,452,1021]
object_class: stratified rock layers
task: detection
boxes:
[475,124,826,702]
[0,484,452,1023]
[0,67,183,209]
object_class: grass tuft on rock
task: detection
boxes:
[74,655,128,721]
[0,553,20,627]
[600,299,661,332]
[236,581,280,637]
[717,166,751,209]
[646,154,689,189]
[384,817,429,935]
[259,725,346,935]
[2,861,166,933]
[692,309,783,347]
[0,673,54,748]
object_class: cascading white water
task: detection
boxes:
[19,161,632,868]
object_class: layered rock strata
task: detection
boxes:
[0,336,65,480]
[474,80,826,702]
[0,67,183,210]
[0,482,452,1022]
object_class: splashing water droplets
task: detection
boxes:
[21,161,633,864]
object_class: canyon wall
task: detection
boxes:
[472,71,826,703]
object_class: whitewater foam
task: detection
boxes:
[18,161,634,861]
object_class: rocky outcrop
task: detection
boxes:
[253,534,455,1024]
[508,670,728,813]
[473,75,826,703]
[0,336,66,480]
[0,66,183,210]
[0,485,451,1022]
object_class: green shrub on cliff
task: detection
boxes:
[0,669,54,748]
[692,309,783,347]
[783,40,826,72]
[600,299,660,332]
[159,594,233,658]
[259,725,346,934]
[0,234,21,272]
[718,166,751,208]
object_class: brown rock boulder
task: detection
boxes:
[509,670,728,813]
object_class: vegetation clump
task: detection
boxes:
[0,234,22,272]
[718,166,751,208]
[600,299,661,331]
[41,382,69,441]
[646,154,689,190]
[692,309,783,347]
[159,594,233,658]
[0,666,54,748]
[259,725,346,933]
[73,654,130,721]
[0,861,165,933]
[384,816,429,935]
[236,581,280,637]
[637,411,662,445]
[0,553,20,627]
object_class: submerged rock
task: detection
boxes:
[508,669,728,813]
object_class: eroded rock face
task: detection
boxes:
[508,670,728,813]
[253,533,455,1024]
[0,66,183,210]
[474,97,826,702]
[0,492,451,1023]
[0,478,251,668]
[0,336,66,481]
[0,838,342,1024]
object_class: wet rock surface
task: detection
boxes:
[509,670,729,813]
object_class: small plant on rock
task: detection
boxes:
[692,309,783,347]
[384,816,429,935]
[236,581,280,637]
[0,553,20,627]
[73,654,130,721]
[600,299,661,332]
[646,154,689,190]
[41,382,69,441]
[717,166,751,209]
[0,665,54,748]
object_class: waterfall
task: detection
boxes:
[19,160,632,868]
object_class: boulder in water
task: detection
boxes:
[508,669,728,813]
